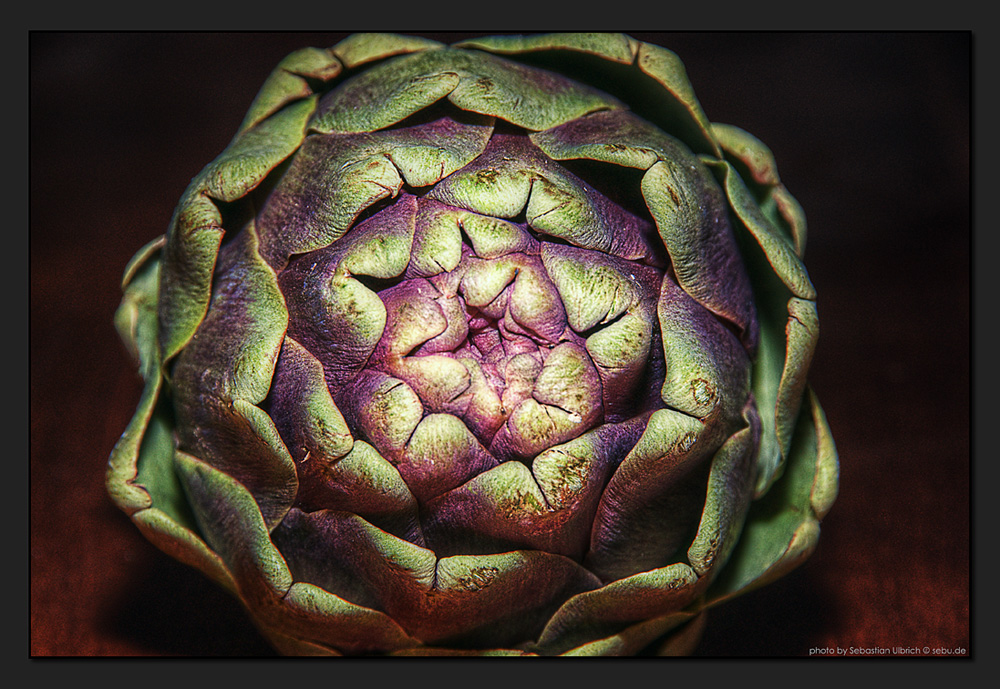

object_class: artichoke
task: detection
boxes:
[108,32,838,656]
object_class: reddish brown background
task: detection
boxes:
[30,32,972,658]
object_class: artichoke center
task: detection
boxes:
[365,243,603,462]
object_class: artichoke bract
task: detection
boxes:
[108,32,838,656]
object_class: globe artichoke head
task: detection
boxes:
[108,32,838,656]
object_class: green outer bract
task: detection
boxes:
[107,32,838,656]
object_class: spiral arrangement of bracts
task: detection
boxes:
[109,33,838,656]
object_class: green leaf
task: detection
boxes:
[238,47,342,135]
[133,506,237,595]
[171,224,288,405]
[705,158,816,301]
[170,226,297,530]
[656,275,751,423]
[159,97,315,364]
[559,611,700,656]
[311,47,623,134]
[105,369,158,516]
[256,118,492,269]
[429,134,653,261]
[539,564,702,655]
[331,33,445,69]
[703,389,839,605]
[421,418,641,559]
[643,158,757,350]
[711,123,780,186]
[455,32,638,65]
[687,405,759,577]
[273,509,603,648]
[586,408,714,581]
[107,240,164,515]
[174,453,419,655]
[634,40,721,158]
[713,122,808,257]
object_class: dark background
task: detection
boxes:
[29,32,972,658]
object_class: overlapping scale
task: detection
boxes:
[428,134,657,262]
[171,226,296,530]
[310,47,624,135]
[533,108,758,352]
[257,116,493,269]
[271,509,603,648]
